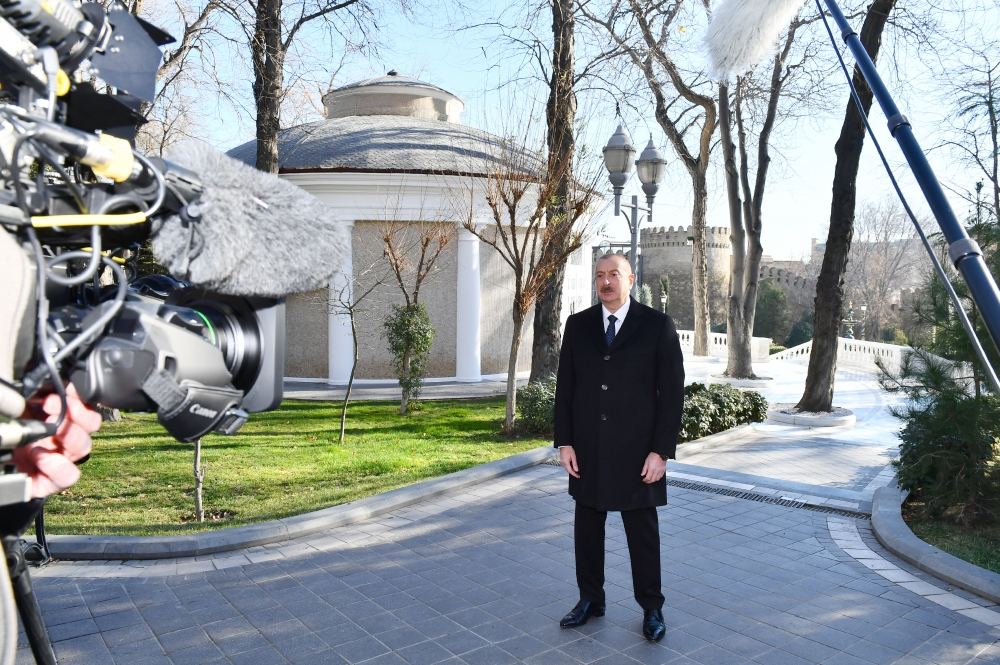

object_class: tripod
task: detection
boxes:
[1,500,58,665]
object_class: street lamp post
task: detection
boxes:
[602,125,666,295]
[843,301,857,340]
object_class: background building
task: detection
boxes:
[229,72,594,383]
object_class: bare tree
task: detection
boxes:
[531,0,577,382]
[939,43,1000,224]
[214,0,384,172]
[797,0,897,412]
[462,131,599,432]
[327,263,389,443]
[120,0,224,154]
[381,222,450,414]
[717,18,807,378]
[578,0,715,355]
[464,0,622,382]
[843,198,920,339]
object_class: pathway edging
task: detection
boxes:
[45,446,558,561]
[871,482,1000,604]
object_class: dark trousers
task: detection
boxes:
[574,502,664,610]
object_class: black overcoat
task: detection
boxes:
[553,298,685,511]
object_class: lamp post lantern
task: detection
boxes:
[602,125,666,294]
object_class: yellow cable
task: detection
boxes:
[80,247,127,264]
[30,212,147,228]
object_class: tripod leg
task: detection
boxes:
[3,536,57,665]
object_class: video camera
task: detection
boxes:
[0,0,286,461]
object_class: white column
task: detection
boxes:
[455,226,482,382]
[328,219,355,384]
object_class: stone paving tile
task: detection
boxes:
[14,465,1000,664]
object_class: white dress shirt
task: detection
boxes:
[602,298,630,333]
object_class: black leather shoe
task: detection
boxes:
[642,608,666,641]
[559,599,605,628]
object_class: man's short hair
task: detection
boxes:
[596,252,632,275]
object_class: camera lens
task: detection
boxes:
[167,292,264,393]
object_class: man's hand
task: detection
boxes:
[13,385,99,498]
[640,452,666,484]
[559,446,580,479]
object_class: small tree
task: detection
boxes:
[880,349,1000,525]
[754,279,789,340]
[637,283,653,307]
[329,263,387,443]
[381,222,450,414]
[462,129,598,433]
[658,274,670,313]
[383,304,434,414]
[785,309,814,348]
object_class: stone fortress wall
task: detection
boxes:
[617,226,820,331]
[638,225,732,329]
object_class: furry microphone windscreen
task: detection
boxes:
[705,0,807,80]
[150,143,348,298]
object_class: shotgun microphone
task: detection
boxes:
[148,142,348,298]
[705,0,807,79]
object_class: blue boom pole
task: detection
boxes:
[822,0,1000,356]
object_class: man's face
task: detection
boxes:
[595,256,634,310]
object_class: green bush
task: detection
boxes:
[383,303,435,411]
[517,376,557,435]
[679,383,768,442]
[895,394,1000,525]
[519,380,768,442]
[769,343,787,355]
[884,350,1000,525]
[881,327,909,346]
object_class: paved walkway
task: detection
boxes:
[13,357,1000,664]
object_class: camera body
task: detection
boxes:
[54,288,285,441]
[0,0,286,447]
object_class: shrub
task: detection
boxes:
[383,303,435,413]
[517,376,557,435]
[883,349,1000,525]
[894,394,1000,524]
[519,380,768,443]
[680,383,768,442]
[769,343,787,355]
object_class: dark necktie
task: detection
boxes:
[605,314,617,347]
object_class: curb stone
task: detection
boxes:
[45,446,558,561]
[871,482,1000,604]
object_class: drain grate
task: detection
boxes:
[541,458,869,519]
[666,478,871,520]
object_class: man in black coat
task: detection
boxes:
[554,252,685,641]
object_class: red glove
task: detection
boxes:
[13,385,99,498]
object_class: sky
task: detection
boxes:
[193,0,996,263]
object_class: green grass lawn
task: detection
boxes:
[903,505,1000,575]
[43,398,547,536]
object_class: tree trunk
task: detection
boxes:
[193,438,205,522]
[505,309,525,433]
[798,0,896,411]
[691,175,711,356]
[252,0,284,173]
[399,348,412,415]
[719,83,755,378]
[531,0,576,382]
[339,310,359,444]
[531,267,565,381]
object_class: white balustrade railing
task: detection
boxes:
[676,331,772,361]
[770,337,972,380]
[771,338,910,373]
